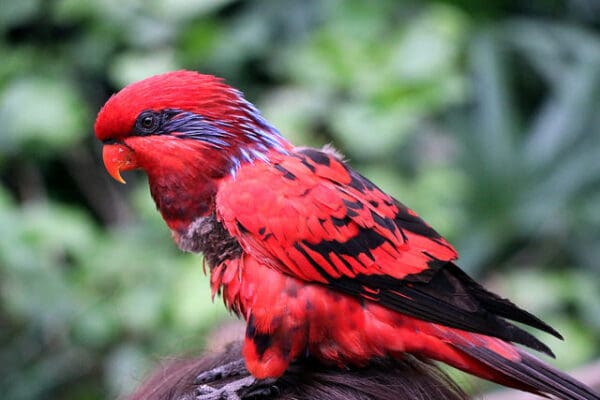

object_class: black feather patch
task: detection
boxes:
[393,200,442,240]
[246,315,273,359]
[328,261,560,357]
[439,262,562,340]
[274,164,297,180]
[299,148,331,166]
[303,227,387,269]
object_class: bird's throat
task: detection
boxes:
[148,174,219,233]
[129,137,231,233]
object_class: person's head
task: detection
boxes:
[127,342,468,400]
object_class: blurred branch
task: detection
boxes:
[483,359,600,400]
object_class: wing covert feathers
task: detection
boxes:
[217,148,558,354]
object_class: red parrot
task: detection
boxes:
[95,70,599,400]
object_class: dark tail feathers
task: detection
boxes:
[458,345,599,400]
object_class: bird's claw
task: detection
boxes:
[195,359,247,384]
[194,376,277,400]
[195,383,238,400]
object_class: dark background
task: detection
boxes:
[1,0,599,399]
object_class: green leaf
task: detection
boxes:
[108,50,180,88]
[0,77,87,156]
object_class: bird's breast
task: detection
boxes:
[175,214,243,267]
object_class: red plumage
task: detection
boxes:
[95,70,599,400]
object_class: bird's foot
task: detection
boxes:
[195,376,277,400]
[195,359,247,384]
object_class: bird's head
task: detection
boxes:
[95,70,289,230]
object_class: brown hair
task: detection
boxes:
[127,342,469,400]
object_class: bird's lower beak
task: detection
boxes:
[102,143,137,184]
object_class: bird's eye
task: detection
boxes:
[135,111,161,134]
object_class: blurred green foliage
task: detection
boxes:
[1,1,599,399]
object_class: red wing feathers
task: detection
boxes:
[218,148,456,279]
[216,147,560,354]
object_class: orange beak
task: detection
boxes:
[102,143,137,184]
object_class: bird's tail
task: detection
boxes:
[401,320,599,400]
[451,340,599,400]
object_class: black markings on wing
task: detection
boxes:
[370,209,397,234]
[328,261,560,357]
[300,148,331,166]
[294,242,340,278]
[291,148,450,251]
[341,199,362,218]
[346,167,452,251]
[300,158,316,173]
[236,221,249,234]
[282,161,457,284]
[458,346,600,400]
[293,207,395,283]
[346,169,377,193]
[274,164,297,180]
[331,216,352,227]
[307,227,385,261]
[393,199,442,239]
[343,165,444,239]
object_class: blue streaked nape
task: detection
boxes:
[162,109,235,148]
[160,105,289,178]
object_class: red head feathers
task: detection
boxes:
[95,70,289,230]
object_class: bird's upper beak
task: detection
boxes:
[102,143,138,184]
